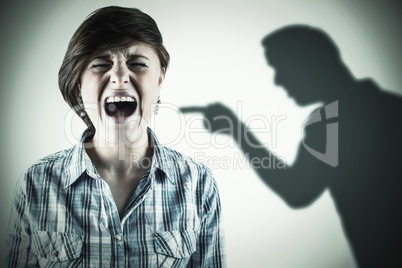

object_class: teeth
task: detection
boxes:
[105,96,136,103]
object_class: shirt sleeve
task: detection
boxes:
[5,172,38,267]
[190,169,227,267]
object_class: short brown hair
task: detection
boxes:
[58,6,170,126]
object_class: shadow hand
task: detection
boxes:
[181,103,237,135]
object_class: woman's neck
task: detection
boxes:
[85,130,153,182]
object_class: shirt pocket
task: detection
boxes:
[153,229,198,267]
[31,231,83,267]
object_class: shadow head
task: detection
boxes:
[262,25,347,105]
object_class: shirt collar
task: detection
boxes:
[62,127,175,188]
[147,127,176,184]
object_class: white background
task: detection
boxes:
[1,0,401,267]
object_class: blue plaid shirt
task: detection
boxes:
[6,128,226,267]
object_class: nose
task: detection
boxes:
[110,63,129,86]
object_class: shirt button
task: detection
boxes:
[51,249,59,257]
[115,234,122,242]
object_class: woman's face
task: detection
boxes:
[80,42,164,145]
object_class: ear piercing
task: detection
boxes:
[155,98,161,115]
[76,92,86,117]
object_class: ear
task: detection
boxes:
[158,68,165,88]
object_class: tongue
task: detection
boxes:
[105,102,137,118]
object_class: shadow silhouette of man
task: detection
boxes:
[182,25,402,267]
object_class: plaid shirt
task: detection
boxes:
[6,128,226,267]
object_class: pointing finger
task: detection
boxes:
[180,106,206,113]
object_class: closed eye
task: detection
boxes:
[89,61,112,73]
[127,62,148,72]
[127,62,147,67]
[91,63,112,68]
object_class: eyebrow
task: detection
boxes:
[91,56,110,61]
[91,54,150,61]
[124,54,150,61]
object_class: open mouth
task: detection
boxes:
[104,96,137,118]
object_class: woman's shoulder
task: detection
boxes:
[12,147,74,197]
[29,148,73,170]
[20,147,74,184]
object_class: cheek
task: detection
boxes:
[140,93,159,113]
[138,76,161,99]
[80,85,101,121]
[83,100,100,120]
[138,90,160,120]
[81,89,98,107]
[80,72,104,100]
[80,79,103,103]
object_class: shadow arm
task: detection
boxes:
[230,111,328,207]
